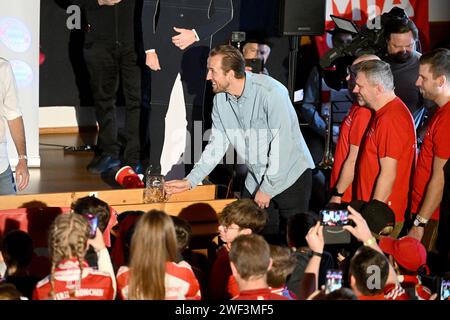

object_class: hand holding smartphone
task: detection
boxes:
[320,209,350,226]
[325,269,343,294]
[85,214,98,239]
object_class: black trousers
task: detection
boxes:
[242,168,312,244]
[84,42,141,165]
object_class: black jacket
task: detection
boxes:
[71,0,140,45]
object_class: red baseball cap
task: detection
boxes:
[379,236,427,272]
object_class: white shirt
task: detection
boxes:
[0,58,22,173]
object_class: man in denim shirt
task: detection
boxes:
[166,45,315,242]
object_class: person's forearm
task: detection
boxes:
[96,248,117,298]
[7,117,27,156]
[416,173,445,220]
[334,153,357,194]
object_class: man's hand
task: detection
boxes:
[343,205,373,243]
[15,159,29,191]
[408,226,424,241]
[172,27,197,50]
[165,179,191,195]
[305,221,324,253]
[254,190,271,209]
[87,228,107,252]
[98,0,121,6]
[146,51,161,71]
[329,196,342,204]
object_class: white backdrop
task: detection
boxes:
[0,0,40,168]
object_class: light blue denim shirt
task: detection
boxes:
[186,72,315,197]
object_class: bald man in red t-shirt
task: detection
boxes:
[408,48,450,249]
[353,60,416,238]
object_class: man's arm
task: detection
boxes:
[372,157,397,203]
[409,156,447,240]
[166,99,230,194]
[7,117,29,191]
[330,144,359,203]
[300,67,327,138]
[71,0,120,10]
[172,0,234,50]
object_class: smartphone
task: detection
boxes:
[325,269,343,294]
[441,279,450,300]
[320,209,349,226]
[85,214,98,239]
[245,58,263,73]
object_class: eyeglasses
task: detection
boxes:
[220,225,241,233]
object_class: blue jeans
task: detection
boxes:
[0,166,16,195]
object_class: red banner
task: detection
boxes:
[316,0,429,56]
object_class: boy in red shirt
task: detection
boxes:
[229,234,288,300]
[409,48,450,250]
[353,60,416,238]
[207,199,267,300]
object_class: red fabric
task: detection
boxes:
[400,275,432,300]
[358,293,386,300]
[384,283,409,300]
[116,261,201,300]
[233,288,289,300]
[330,104,372,202]
[315,1,430,57]
[355,97,416,222]
[110,213,142,268]
[207,245,240,300]
[379,236,427,272]
[32,259,114,300]
[411,102,450,220]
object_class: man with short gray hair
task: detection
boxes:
[353,60,416,238]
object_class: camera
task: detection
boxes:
[231,31,246,43]
[245,58,264,73]
[85,214,98,239]
[320,209,350,226]
[441,279,450,300]
[325,269,343,294]
[320,7,416,68]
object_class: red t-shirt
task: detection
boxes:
[32,259,115,300]
[208,245,239,300]
[330,104,372,202]
[116,261,201,300]
[233,288,289,300]
[355,97,416,222]
[411,101,450,220]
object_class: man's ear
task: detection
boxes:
[437,74,447,88]
[267,258,273,272]
[230,261,238,278]
[240,228,252,236]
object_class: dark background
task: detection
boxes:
[39,0,294,107]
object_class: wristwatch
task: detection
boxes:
[331,187,344,197]
[413,215,428,227]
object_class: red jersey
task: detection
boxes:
[330,104,372,202]
[32,259,115,300]
[357,283,409,300]
[208,245,239,300]
[411,101,450,220]
[399,275,432,300]
[233,288,290,300]
[355,97,416,222]
[116,261,201,300]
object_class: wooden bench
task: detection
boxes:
[0,185,218,209]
